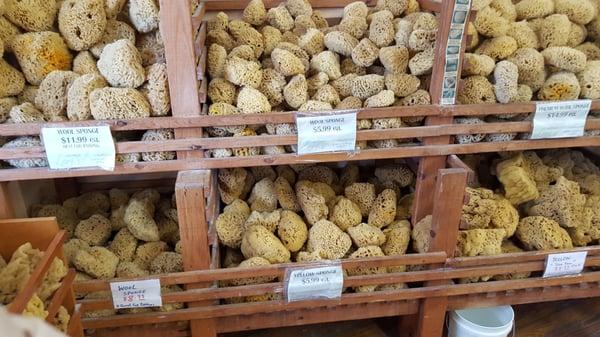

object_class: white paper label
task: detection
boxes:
[286,265,344,302]
[41,126,116,171]
[110,279,163,309]
[531,100,591,139]
[296,112,357,155]
[543,251,587,278]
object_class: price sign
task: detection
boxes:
[285,264,344,302]
[41,126,115,171]
[296,112,357,155]
[543,251,588,278]
[531,100,591,139]
[110,279,162,309]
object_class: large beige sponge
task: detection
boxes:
[329,196,362,231]
[463,53,495,77]
[109,228,138,262]
[352,38,379,68]
[541,47,587,73]
[307,219,352,259]
[75,214,112,246]
[241,225,291,263]
[555,0,596,25]
[140,63,170,117]
[237,86,271,114]
[243,0,267,26]
[225,57,262,88]
[137,29,165,66]
[456,229,504,257]
[218,168,248,204]
[352,74,385,100]
[267,4,294,32]
[0,59,24,98]
[493,61,519,104]
[58,0,107,51]
[35,70,79,120]
[457,76,496,104]
[90,20,136,57]
[129,0,159,33]
[4,0,57,31]
[133,241,168,270]
[516,216,573,250]
[216,199,251,248]
[347,246,386,292]
[73,247,119,279]
[348,223,386,247]
[380,46,409,74]
[272,47,305,76]
[311,51,341,80]
[277,210,308,252]
[474,6,509,37]
[538,14,571,48]
[324,31,358,57]
[67,73,107,121]
[368,189,397,228]
[11,32,72,85]
[98,39,146,88]
[369,10,395,47]
[296,181,329,225]
[90,87,150,119]
[515,0,554,20]
[73,51,99,75]
[577,60,600,99]
[248,178,278,212]
[538,71,581,100]
[345,182,376,217]
[124,198,160,242]
[382,220,411,255]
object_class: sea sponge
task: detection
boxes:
[385,73,420,98]
[490,197,519,237]
[58,0,106,51]
[368,189,397,228]
[515,0,554,20]
[0,59,24,98]
[339,15,368,39]
[496,154,539,205]
[207,29,235,52]
[337,96,363,109]
[225,57,262,88]
[2,137,48,168]
[208,78,236,105]
[463,53,495,77]
[298,166,338,185]
[375,165,415,188]
[228,256,275,286]
[282,74,308,109]
[493,61,519,104]
[258,68,286,106]
[382,220,411,255]
[36,204,78,238]
[307,219,352,259]
[457,76,496,104]
[9,102,43,123]
[74,215,112,246]
[329,197,362,231]
[506,21,539,49]
[347,246,386,292]
[73,51,99,75]
[364,90,395,108]
[90,87,150,119]
[129,243,167,273]
[408,47,434,75]
[351,74,385,100]
[343,1,368,18]
[351,38,379,68]
[109,228,138,262]
[73,247,119,279]
[474,6,509,38]
[324,31,359,57]
[261,26,283,56]
[329,74,356,99]
[273,176,300,212]
[369,10,395,47]
[541,47,587,73]
[516,216,573,250]
[208,11,228,32]
[0,97,16,122]
[578,60,600,99]
[455,117,487,144]
[341,58,366,76]
[295,180,329,225]
[129,0,159,33]
[243,0,267,26]
[216,200,251,249]
[244,210,280,232]
[408,29,436,52]
[136,29,165,66]
[348,223,386,247]
[149,252,183,274]
[241,225,290,263]
[555,0,596,25]
[66,73,107,121]
[528,176,591,229]
[34,70,78,120]
[116,261,149,278]
[140,63,170,117]
[229,22,265,58]
[277,210,308,252]
[218,168,247,204]
[456,229,504,257]
[312,84,340,106]
[538,71,581,100]
[141,129,176,161]
[567,23,586,48]
[98,39,145,88]
[4,0,57,31]
[124,198,160,242]
[394,19,412,48]
[537,14,571,49]
[575,43,600,61]
[311,9,328,29]
[10,32,72,85]
[380,46,409,74]
[267,4,294,32]
[345,182,376,217]
[306,72,329,97]
[476,36,518,61]
[298,28,324,56]
[293,14,316,36]
[311,51,342,80]
[377,0,408,16]
[237,86,271,114]
[207,44,227,80]
[508,48,544,88]
[248,178,278,212]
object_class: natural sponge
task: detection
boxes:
[296,180,329,225]
[368,189,397,228]
[352,74,385,100]
[329,196,362,231]
[554,0,596,25]
[541,47,587,73]
[75,215,112,246]
[90,87,151,120]
[35,70,79,120]
[73,247,119,279]
[109,228,138,262]
[3,0,57,31]
[274,176,301,211]
[67,73,107,121]
[493,61,519,104]
[216,199,251,248]
[0,59,25,98]
[248,178,278,212]
[58,0,107,51]
[379,46,409,74]
[538,71,581,101]
[11,32,72,85]
[345,182,376,217]
[311,51,342,80]
[97,39,145,88]
[348,223,386,247]
[243,0,267,26]
[241,225,291,263]
[141,129,176,161]
[457,76,496,104]
[140,63,170,116]
[267,4,294,32]
[369,10,395,47]
[307,219,352,259]
[382,220,411,256]
[578,60,600,99]
[150,252,183,274]
[352,38,379,67]
[129,0,160,33]
[324,31,359,57]
[516,216,573,250]
[225,57,262,88]
[124,199,160,242]
[515,0,554,20]
[277,210,308,252]
[347,246,386,292]
[2,137,48,168]
[456,229,504,257]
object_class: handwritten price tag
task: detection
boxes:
[531,100,591,139]
[296,112,357,155]
[41,126,115,171]
[285,265,344,302]
[543,251,588,278]
[110,279,162,309]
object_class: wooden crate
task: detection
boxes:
[0,217,84,337]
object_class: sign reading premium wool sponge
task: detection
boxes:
[285,264,344,302]
[41,125,116,171]
[531,100,592,139]
[441,0,472,105]
[543,251,588,278]
[110,279,163,309]
[296,111,357,155]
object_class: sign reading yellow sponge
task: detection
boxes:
[531,100,592,139]
[41,125,116,171]
[296,111,357,155]
[110,279,163,309]
[284,264,344,302]
[543,251,587,278]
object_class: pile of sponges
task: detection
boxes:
[206,0,438,157]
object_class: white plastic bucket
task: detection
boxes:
[448,306,514,337]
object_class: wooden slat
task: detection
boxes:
[203,0,376,11]
[446,100,600,117]
[191,2,206,34]
[46,269,77,324]
[68,304,85,337]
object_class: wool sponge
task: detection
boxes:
[75,215,112,246]
[3,0,57,31]
[58,0,107,51]
[90,87,151,119]
[98,39,146,88]
[11,32,72,85]
[73,247,119,279]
